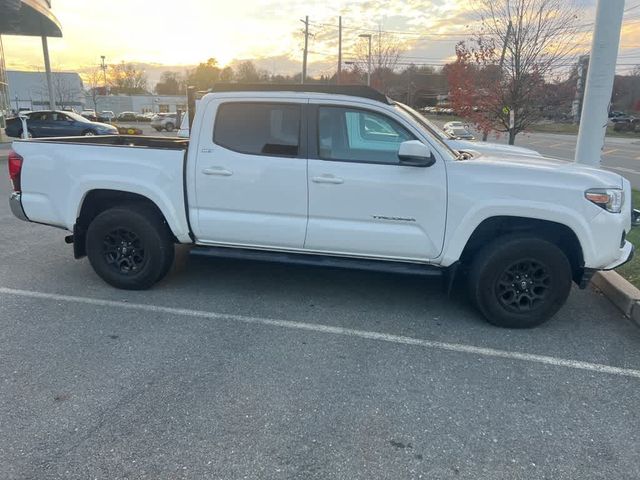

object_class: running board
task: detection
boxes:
[190,246,444,277]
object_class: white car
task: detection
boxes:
[407,109,541,157]
[151,113,178,132]
[100,111,115,122]
[8,85,632,328]
[444,121,466,130]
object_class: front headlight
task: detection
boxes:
[585,188,624,213]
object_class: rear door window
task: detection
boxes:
[214,103,301,157]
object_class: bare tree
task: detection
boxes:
[353,32,405,93]
[36,72,83,110]
[84,67,103,112]
[469,0,580,144]
[108,62,148,94]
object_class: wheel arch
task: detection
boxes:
[458,216,585,284]
[74,189,176,258]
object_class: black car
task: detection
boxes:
[5,110,119,138]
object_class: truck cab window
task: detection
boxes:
[214,103,301,157]
[318,106,415,164]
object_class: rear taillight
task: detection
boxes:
[8,150,23,192]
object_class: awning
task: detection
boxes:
[0,0,62,37]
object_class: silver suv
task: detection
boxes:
[151,113,177,132]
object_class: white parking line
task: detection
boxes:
[2,286,640,380]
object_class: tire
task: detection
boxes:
[164,122,174,132]
[86,204,175,290]
[468,235,572,328]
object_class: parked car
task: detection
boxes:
[610,115,635,124]
[116,111,139,122]
[444,125,475,140]
[613,118,640,133]
[7,85,632,329]
[443,121,466,130]
[151,113,178,132]
[80,109,98,121]
[4,110,118,138]
[99,111,116,122]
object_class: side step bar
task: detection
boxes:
[190,246,444,277]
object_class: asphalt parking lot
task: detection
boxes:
[1,145,640,479]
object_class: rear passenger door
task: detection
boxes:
[191,99,309,249]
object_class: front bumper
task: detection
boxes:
[602,240,635,270]
[9,192,28,221]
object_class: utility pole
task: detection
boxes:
[301,16,309,84]
[575,0,625,167]
[337,16,342,85]
[359,34,372,86]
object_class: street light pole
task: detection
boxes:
[100,55,108,93]
[41,36,56,110]
[359,34,372,86]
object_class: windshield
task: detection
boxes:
[66,111,91,123]
[393,102,458,159]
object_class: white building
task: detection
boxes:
[7,70,85,112]
[87,94,187,115]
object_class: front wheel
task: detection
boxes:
[468,236,572,328]
[164,122,174,132]
[86,205,175,290]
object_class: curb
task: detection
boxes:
[592,270,640,327]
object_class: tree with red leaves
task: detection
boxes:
[446,0,579,145]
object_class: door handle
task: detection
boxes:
[202,166,233,176]
[312,175,344,184]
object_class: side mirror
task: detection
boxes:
[398,140,435,167]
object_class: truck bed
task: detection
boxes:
[12,135,193,243]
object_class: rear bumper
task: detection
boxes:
[9,192,28,221]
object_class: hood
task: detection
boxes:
[465,152,623,188]
[448,139,541,157]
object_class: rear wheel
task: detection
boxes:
[468,236,572,328]
[164,122,174,132]
[86,204,174,290]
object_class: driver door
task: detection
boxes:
[305,102,447,261]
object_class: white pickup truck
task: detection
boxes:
[7,85,633,328]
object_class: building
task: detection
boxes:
[87,94,187,115]
[0,0,63,124]
[8,70,85,112]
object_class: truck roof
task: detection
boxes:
[207,83,393,105]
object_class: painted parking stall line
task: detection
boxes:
[2,286,640,380]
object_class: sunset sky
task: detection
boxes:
[3,0,640,83]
